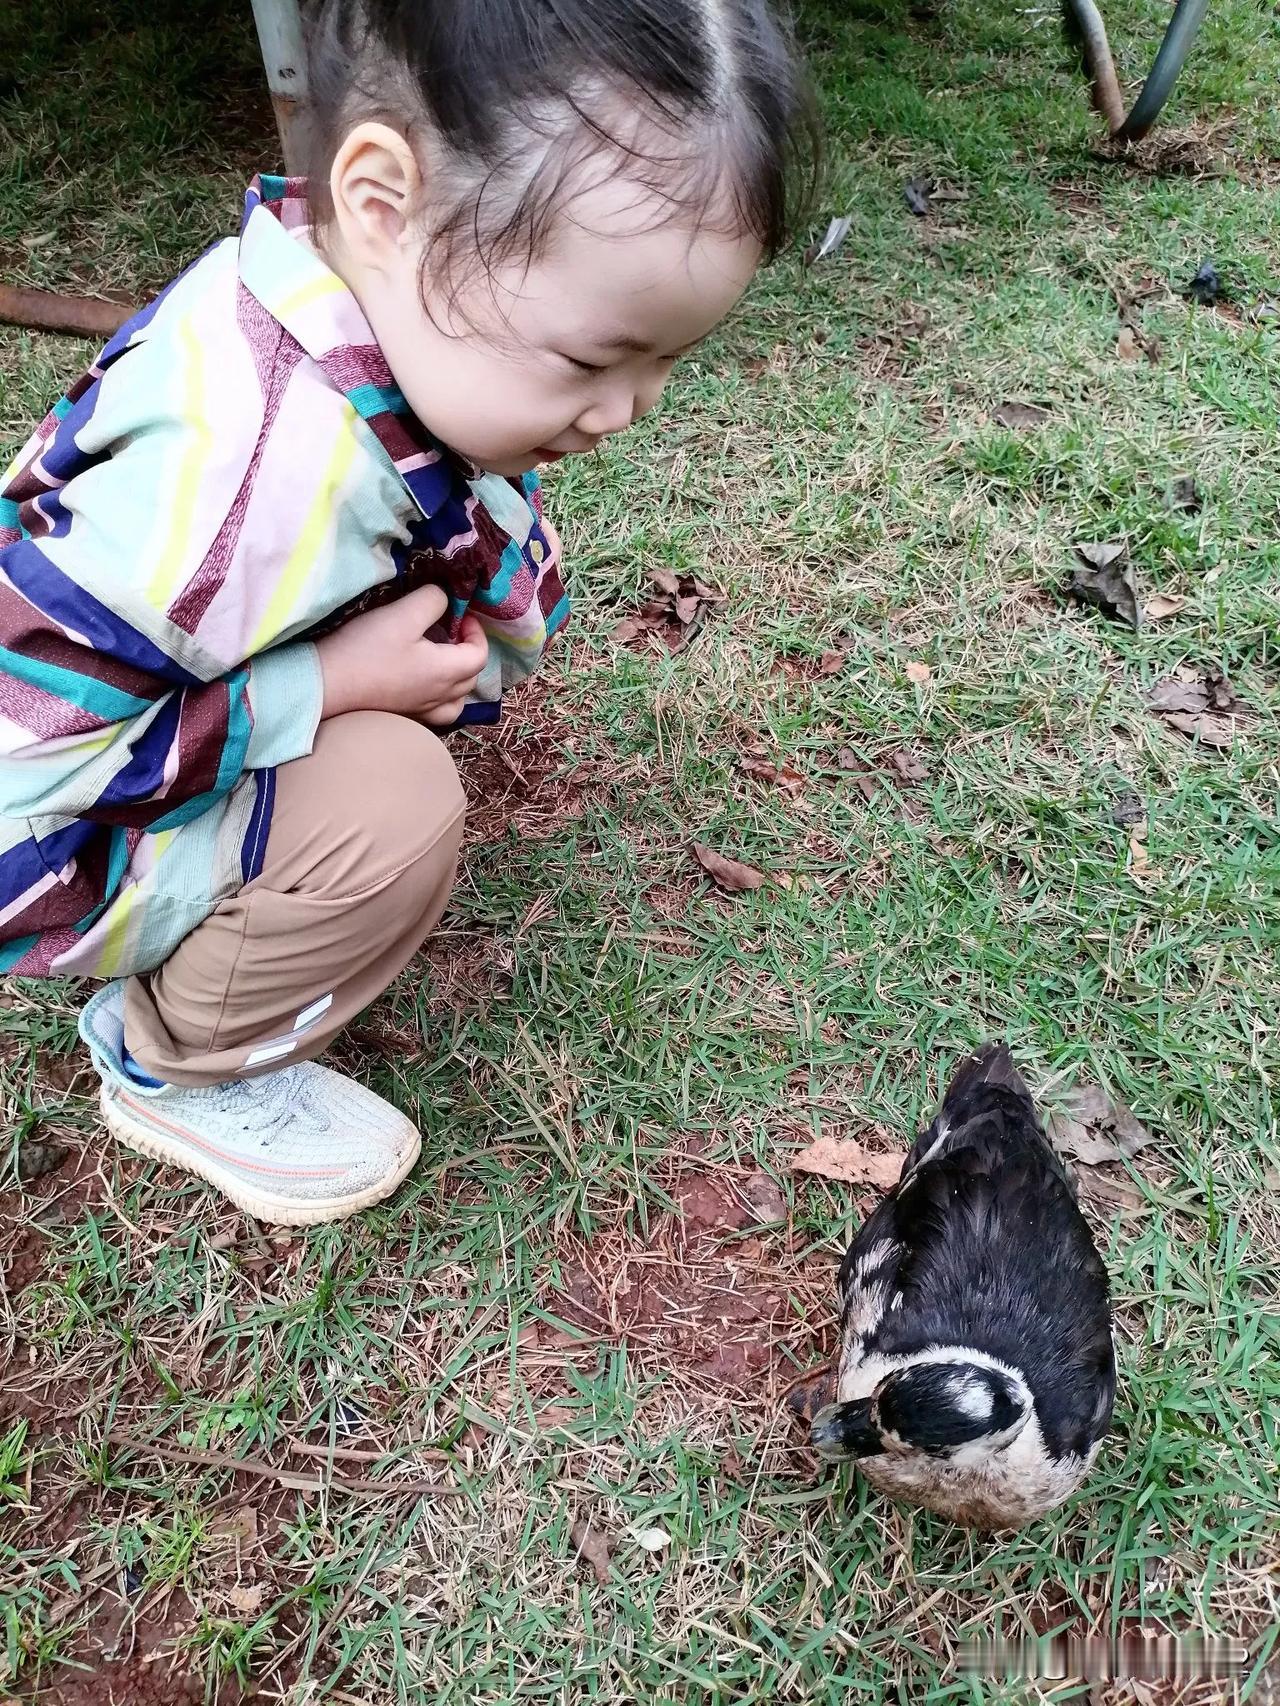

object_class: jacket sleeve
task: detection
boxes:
[0,307,330,832]
[0,533,323,830]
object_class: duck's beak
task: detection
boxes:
[810,1399,885,1460]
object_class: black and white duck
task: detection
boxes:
[808,1043,1116,1530]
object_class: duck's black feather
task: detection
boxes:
[841,1045,1115,1460]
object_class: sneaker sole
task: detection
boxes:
[100,1086,422,1227]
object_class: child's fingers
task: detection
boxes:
[423,698,466,728]
[393,582,452,631]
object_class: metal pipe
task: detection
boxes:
[1063,0,1212,144]
[250,0,317,176]
[1116,0,1212,141]
[1065,0,1126,134]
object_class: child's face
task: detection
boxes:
[330,143,761,476]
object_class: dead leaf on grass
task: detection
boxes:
[569,1516,615,1584]
[1069,541,1140,629]
[838,750,880,800]
[904,176,933,216]
[612,572,724,651]
[904,659,933,683]
[783,1366,837,1424]
[1149,673,1248,749]
[1143,593,1187,621]
[690,842,768,893]
[1077,1171,1147,1214]
[886,747,929,783]
[803,214,853,266]
[739,756,804,793]
[790,1135,902,1190]
[993,399,1050,430]
[16,1139,69,1183]
[1046,1085,1155,1166]
[1128,831,1153,882]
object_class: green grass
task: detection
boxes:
[2,0,1280,1701]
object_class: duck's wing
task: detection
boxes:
[836,1189,906,1353]
[869,1137,1115,1456]
[837,1046,1047,1358]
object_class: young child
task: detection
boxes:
[0,0,814,1225]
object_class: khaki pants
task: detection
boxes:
[124,713,465,1088]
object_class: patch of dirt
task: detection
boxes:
[1097,120,1230,179]
[33,1592,210,1706]
[0,1142,103,1299]
[545,1162,834,1399]
[452,682,599,846]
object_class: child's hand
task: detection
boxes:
[315,584,489,726]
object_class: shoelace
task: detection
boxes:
[198,1066,335,1142]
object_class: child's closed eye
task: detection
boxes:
[557,352,607,375]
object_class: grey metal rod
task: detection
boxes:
[1116,0,1212,141]
[1063,0,1211,143]
[250,0,317,175]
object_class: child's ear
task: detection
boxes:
[329,121,423,271]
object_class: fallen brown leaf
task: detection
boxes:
[886,747,928,783]
[1070,541,1140,629]
[1077,1171,1147,1215]
[993,400,1050,430]
[837,750,880,800]
[690,843,767,893]
[1149,673,1247,749]
[612,572,724,652]
[209,1506,260,1546]
[784,1366,837,1424]
[790,1135,902,1190]
[739,756,804,793]
[569,1516,615,1584]
[1128,831,1153,882]
[1046,1084,1155,1166]
[1143,593,1187,621]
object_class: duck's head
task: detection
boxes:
[810,1359,1030,1464]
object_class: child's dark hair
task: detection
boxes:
[306,0,818,290]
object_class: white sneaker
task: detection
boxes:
[78,985,422,1227]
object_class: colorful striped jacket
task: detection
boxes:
[0,175,567,980]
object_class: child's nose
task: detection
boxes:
[576,378,644,441]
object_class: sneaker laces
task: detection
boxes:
[195,1065,334,1143]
